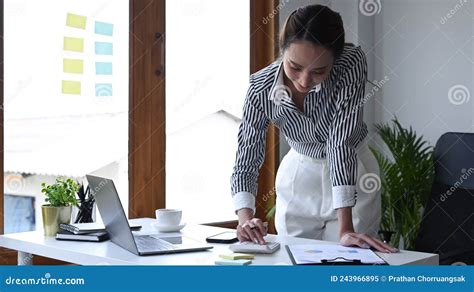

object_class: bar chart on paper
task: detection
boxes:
[287,244,387,265]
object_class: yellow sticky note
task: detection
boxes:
[63,59,83,74]
[64,37,84,52]
[219,253,255,260]
[62,80,81,95]
[66,13,86,29]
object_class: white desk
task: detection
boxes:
[0,218,438,266]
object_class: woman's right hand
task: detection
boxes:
[236,208,267,244]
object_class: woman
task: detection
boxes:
[230,4,398,253]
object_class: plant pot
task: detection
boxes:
[41,205,72,236]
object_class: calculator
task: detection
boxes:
[229,241,281,254]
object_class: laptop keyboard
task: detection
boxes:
[134,235,175,252]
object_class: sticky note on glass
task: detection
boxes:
[64,37,84,52]
[95,83,113,96]
[62,80,81,95]
[95,21,113,36]
[96,62,112,75]
[63,59,83,74]
[95,42,113,55]
[66,13,86,29]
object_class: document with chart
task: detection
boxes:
[286,244,387,265]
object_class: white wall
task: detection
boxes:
[373,0,473,147]
[278,0,474,158]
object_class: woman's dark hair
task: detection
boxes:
[279,5,345,59]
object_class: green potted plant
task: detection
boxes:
[41,178,80,236]
[370,118,434,250]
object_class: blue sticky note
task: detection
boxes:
[95,21,113,36]
[95,83,113,96]
[95,42,113,55]
[96,62,113,75]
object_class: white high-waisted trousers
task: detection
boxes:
[274,138,381,242]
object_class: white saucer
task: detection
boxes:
[151,221,186,232]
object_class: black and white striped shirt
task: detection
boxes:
[230,44,368,213]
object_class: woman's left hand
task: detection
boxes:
[340,232,399,253]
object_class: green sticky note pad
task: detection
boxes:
[214,259,252,266]
[64,37,84,52]
[62,80,81,95]
[63,59,83,74]
[66,13,86,29]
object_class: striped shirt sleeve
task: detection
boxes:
[230,76,270,214]
[326,51,368,209]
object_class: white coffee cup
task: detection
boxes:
[155,209,182,227]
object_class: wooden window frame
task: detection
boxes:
[0,0,279,264]
[249,0,280,234]
[129,0,280,233]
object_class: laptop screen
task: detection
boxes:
[86,175,139,255]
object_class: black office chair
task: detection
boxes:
[415,132,474,265]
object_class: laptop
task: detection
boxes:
[86,175,213,256]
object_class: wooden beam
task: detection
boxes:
[129,0,166,219]
[250,0,280,235]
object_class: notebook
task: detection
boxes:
[56,229,109,242]
[60,222,141,235]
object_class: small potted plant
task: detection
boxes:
[41,178,80,236]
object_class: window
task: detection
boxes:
[166,0,250,223]
[4,0,129,232]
